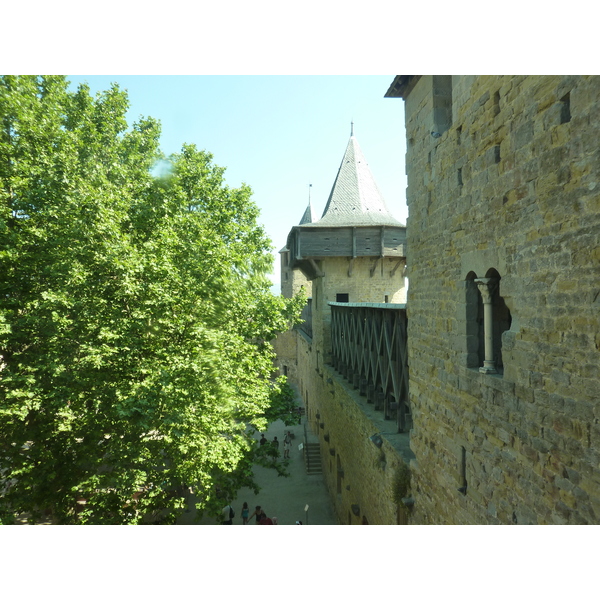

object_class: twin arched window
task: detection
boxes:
[465,269,512,374]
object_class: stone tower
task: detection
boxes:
[273,202,315,383]
[280,128,411,524]
[286,129,407,363]
[280,197,315,300]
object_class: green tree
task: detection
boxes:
[0,76,304,524]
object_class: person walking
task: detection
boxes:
[283,431,292,459]
[221,502,234,525]
[271,437,280,462]
[241,501,249,525]
[259,434,267,446]
[248,505,266,524]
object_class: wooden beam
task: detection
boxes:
[369,257,380,277]
[295,230,301,260]
[309,258,324,278]
[391,258,404,277]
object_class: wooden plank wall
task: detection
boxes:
[293,226,406,259]
[329,304,410,433]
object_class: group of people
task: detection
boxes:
[221,502,276,525]
[221,502,303,525]
[220,428,298,524]
[259,431,293,460]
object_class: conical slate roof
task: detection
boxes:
[279,200,316,252]
[299,200,315,225]
[304,135,402,227]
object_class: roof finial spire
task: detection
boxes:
[298,184,315,224]
[350,120,354,137]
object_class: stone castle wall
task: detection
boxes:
[311,256,406,361]
[402,75,600,524]
[313,256,406,306]
[275,254,406,386]
[297,329,409,525]
[280,249,312,300]
[293,256,409,524]
[271,329,299,382]
[272,251,313,383]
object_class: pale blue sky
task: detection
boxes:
[67,76,407,292]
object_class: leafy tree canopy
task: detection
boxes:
[0,75,304,524]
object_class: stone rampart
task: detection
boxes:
[297,332,411,524]
[401,75,600,524]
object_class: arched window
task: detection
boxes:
[484,268,512,370]
[465,269,512,374]
[465,271,484,368]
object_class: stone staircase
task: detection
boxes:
[304,442,323,475]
